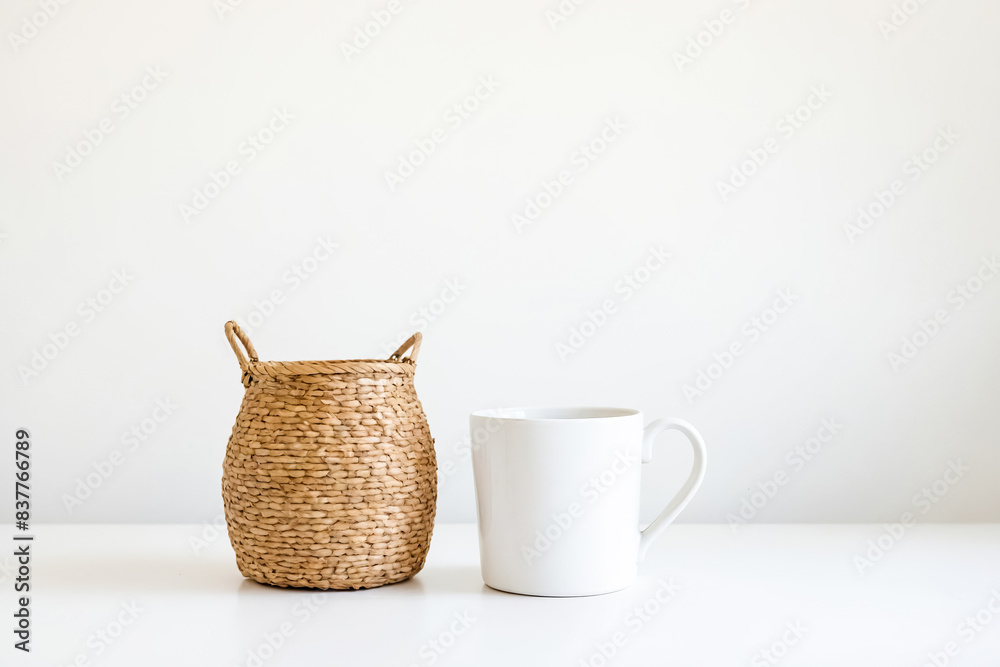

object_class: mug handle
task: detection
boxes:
[637,418,708,562]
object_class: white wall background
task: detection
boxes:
[2,0,998,526]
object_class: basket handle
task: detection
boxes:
[224,321,258,375]
[389,332,422,363]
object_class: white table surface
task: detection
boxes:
[7,523,1000,666]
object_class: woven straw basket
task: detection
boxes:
[221,322,437,590]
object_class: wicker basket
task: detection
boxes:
[221,321,437,590]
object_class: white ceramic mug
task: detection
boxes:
[469,407,707,597]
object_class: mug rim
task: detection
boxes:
[470,406,640,421]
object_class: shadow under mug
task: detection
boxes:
[470,407,707,597]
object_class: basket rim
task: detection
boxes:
[244,357,416,378]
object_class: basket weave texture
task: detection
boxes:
[221,322,437,589]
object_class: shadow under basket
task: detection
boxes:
[221,322,437,590]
